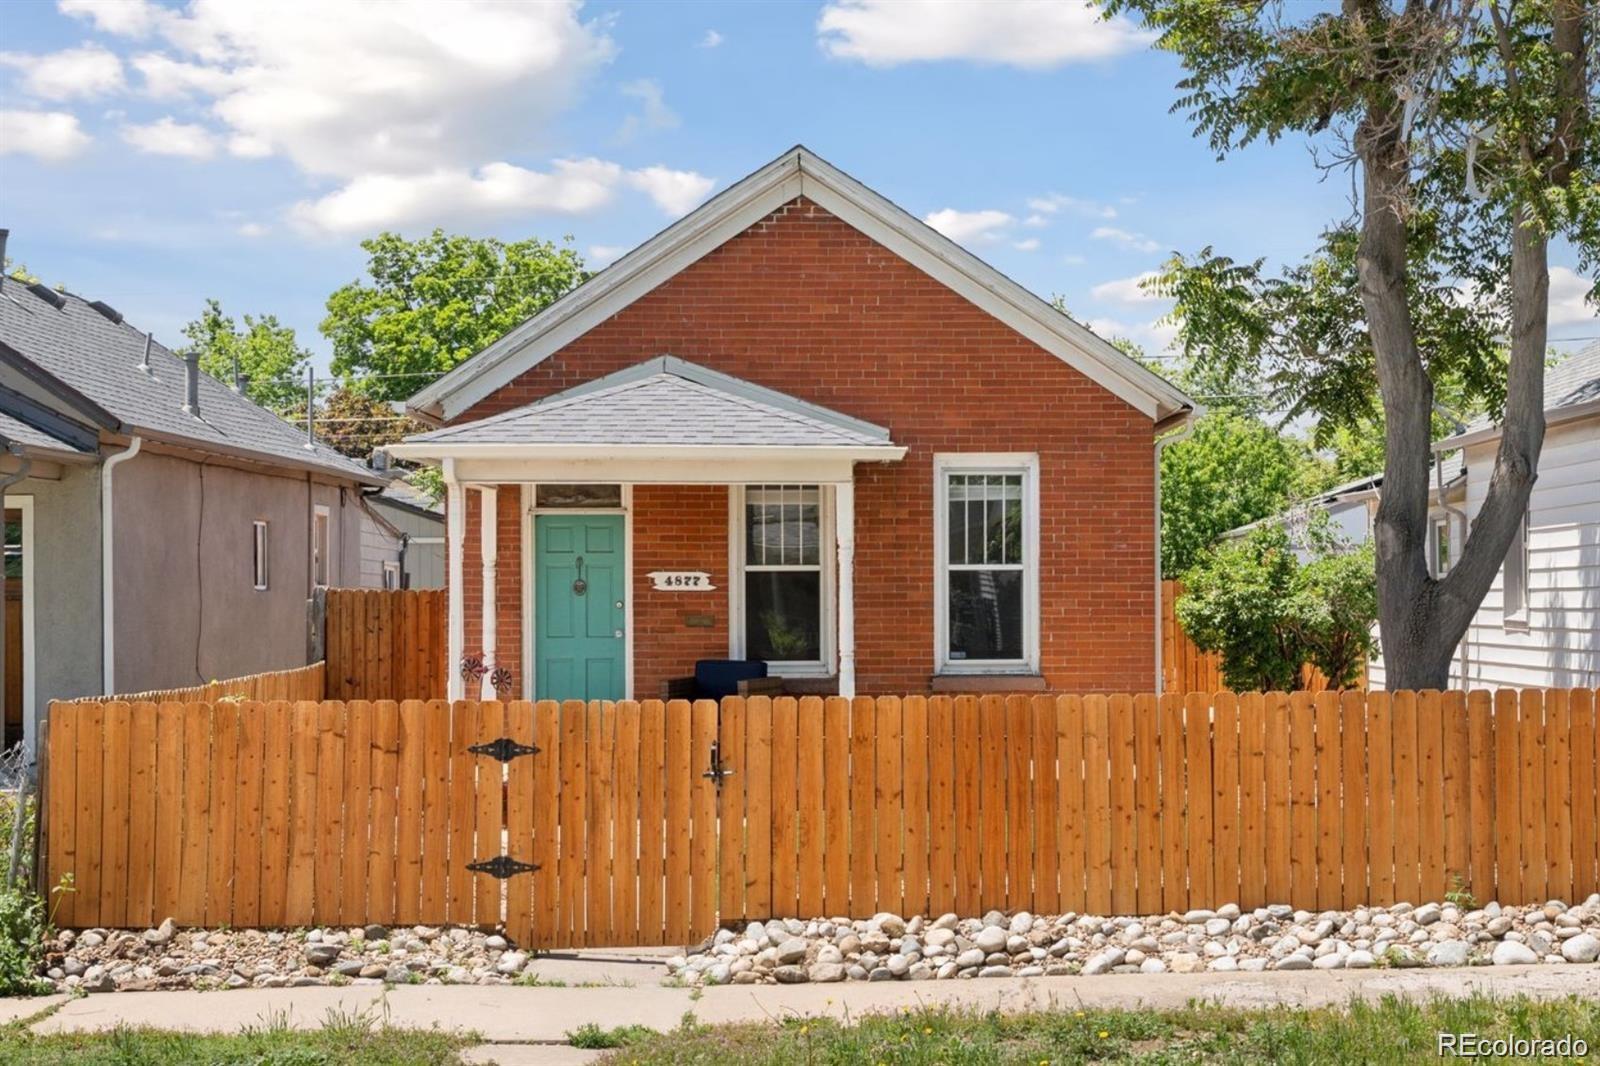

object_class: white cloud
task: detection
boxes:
[589,244,627,265]
[616,78,678,141]
[237,221,269,238]
[818,0,1153,69]
[1548,266,1597,329]
[120,115,218,158]
[0,109,92,161]
[699,29,724,48]
[0,44,124,100]
[59,0,163,37]
[291,158,625,235]
[227,132,272,158]
[1013,238,1041,252]
[1091,225,1160,253]
[110,0,615,180]
[1090,270,1162,304]
[626,165,716,216]
[1027,192,1116,220]
[923,208,1014,244]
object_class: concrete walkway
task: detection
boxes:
[9,962,1600,1045]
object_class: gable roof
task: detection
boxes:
[407,146,1196,428]
[0,280,382,485]
[397,355,902,454]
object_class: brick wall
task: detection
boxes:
[455,196,1157,694]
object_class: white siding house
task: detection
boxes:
[1371,343,1600,689]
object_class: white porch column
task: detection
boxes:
[835,479,856,698]
[445,460,465,701]
[478,485,498,699]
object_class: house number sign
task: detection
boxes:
[647,570,716,591]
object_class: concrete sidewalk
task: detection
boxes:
[11,963,1600,1041]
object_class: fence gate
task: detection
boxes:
[500,698,722,950]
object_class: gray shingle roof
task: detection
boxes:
[407,355,899,449]
[1454,341,1600,437]
[0,282,380,484]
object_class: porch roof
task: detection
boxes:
[389,355,906,466]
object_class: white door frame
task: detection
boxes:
[3,495,35,753]
[522,484,634,701]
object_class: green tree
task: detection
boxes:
[1112,0,1597,688]
[322,231,587,403]
[284,385,420,463]
[1160,411,1332,577]
[1177,517,1377,691]
[178,299,310,412]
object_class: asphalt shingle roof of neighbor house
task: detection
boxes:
[405,355,901,450]
[0,280,381,484]
[1451,340,1600,437]
[375,477,444,517]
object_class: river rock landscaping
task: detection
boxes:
[665,895,1600,985]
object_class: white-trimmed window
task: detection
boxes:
[312,505,331,588]
[1430,516,1452,578]
[934,454,1040,674]
[1503,509,1529,626]
[252,520,269,590]
[731,485,834,673]
[383,560,401,590]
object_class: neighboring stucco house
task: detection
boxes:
[1370,342,1600,690]
[359,479,445,590]
[391,147,1196,703]
[0,265,382,750]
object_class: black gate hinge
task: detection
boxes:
[469,736,540,762]
[467,855,539,879]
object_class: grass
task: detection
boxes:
[566,1022,658,1049]
[0,1005,471,1065]
[595,993,1600,1065]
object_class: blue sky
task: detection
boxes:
[2,0,1594,381]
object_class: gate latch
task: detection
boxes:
[703,740,734,787]
[469,737,540,762]
[467,855,538,879]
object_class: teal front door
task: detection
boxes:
[535,514,625,701]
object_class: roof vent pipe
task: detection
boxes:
[182,350,200,416]
[137,333,152,374]
[0,229,8,293]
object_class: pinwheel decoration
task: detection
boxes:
[490,667,514,698]
[459,654,486,686]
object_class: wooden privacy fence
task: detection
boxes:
[324,588,446,701]
[66,662,325,705]
[45,688,1600,949]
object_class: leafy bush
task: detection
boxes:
[1177,515,1376,691]
[0,880,51,996]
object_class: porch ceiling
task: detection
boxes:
[387,355,907,478]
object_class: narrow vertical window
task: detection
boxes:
[312,505,330,588]
[1431,516,1452,578]
[383,560,401,590]
[1503,509,1529,625]
[252,520,269,590]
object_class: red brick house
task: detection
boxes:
[392,147,1195,702]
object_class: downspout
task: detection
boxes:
[1154,412,1199,693]
[101,436,142,694]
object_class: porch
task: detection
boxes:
[387,356,907,703]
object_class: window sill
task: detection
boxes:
[1503,617,1530,633]
[930,673,1047,693]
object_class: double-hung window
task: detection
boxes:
[935,455,1039,673]
[734,485,832,671]
[1430,516,1452,578]
[312,505,330,588]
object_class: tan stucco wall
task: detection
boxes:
[111,449,363,693]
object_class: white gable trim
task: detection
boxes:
[409,147,1193,425]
